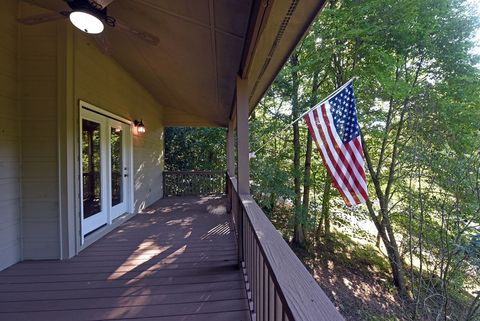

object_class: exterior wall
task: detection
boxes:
[0,2,164,269]
[0,0,21,270]
[18,4,60,260]
[73,32,164,213]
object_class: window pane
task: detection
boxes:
[82,119,102,218]
[111,127,123,206]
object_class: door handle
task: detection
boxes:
[124,174,128,177]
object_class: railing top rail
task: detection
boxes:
[230,176,344,321]
[163,170,225,175]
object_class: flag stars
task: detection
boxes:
[327,85,361,144]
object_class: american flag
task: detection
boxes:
[304,82,368,205]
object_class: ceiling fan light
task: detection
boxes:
[69,11,104,34]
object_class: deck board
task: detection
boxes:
[0,196,250,321]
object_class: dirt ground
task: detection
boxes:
[294,243,410,321]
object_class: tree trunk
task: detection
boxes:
[316,175,331,243]
[290,53,305,247]
[365,200,406,296]
[363,149,408,298]
[302,72,319,245]
[302,135,312,219]
[323,176,332,239]
[358,55,422,298]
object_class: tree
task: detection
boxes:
[249,0,480,317]
[164,127,226,170]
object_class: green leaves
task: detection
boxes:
[165,1,480,317]
[250,0,480,317]
[164,127,226,171]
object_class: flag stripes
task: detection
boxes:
[304,82,368,206]
[321,104,368,200]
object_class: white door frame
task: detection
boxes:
[108,119,131,221]
[79,108,108,238]
[79,101,134,243]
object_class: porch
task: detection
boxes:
[0,173,343,321]
[1,0,344,320]
[0,196,251,321]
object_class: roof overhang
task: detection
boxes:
[20,0,326,127]
[241,0,328,115]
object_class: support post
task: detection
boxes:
[236,76,250,195]
[226,118,235,177]
[236,76,249,265]
[226,118,235,213]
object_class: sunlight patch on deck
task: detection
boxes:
[127,245,188,282]
[201,222,231,240]
[207,204,227,215]
[108,242,172,280]
[166,217,194,227]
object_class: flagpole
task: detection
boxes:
[251,76,358,156]
[286,76,357,129]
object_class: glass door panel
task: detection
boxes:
[111,127,123,207]
[109,121,129,219]
[82,119,102,218]
[81,110,108,237]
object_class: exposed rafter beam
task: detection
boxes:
[208,0,219,119]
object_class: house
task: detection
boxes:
[0,0,343,320]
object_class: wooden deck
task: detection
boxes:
[0,196,250,321]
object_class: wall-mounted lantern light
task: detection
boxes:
[134,120,146,134]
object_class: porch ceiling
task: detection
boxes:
[22,0,253,127]
[104,0,253,127]
[21,0,326,127]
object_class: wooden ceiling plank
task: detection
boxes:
[134,0,210,29]
[135,0,243,40]
[130,35,220,124]
[215,26,244,40]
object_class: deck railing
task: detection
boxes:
[163,170,226,197]
[227,176,344,321]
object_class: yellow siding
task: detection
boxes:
[18,3,60,259]
[0,0,21,270]
[74,32,165,212]
[0,1,165,269]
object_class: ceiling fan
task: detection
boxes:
[17,0,159,50]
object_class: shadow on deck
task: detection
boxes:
[0,196,250,321]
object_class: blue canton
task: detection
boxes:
[328,83,360,144]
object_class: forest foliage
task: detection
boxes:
[165,0,480,319]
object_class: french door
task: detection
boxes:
[108,120,130,220]
[80,107,132,239]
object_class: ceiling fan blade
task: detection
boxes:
[115,20,159,46]
[20,0,69,12]
[91,0,116,10]
[92,33,111,55]
[17,12,68,25]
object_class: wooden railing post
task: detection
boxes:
[238,196,244,263]
[226,172,232,213]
